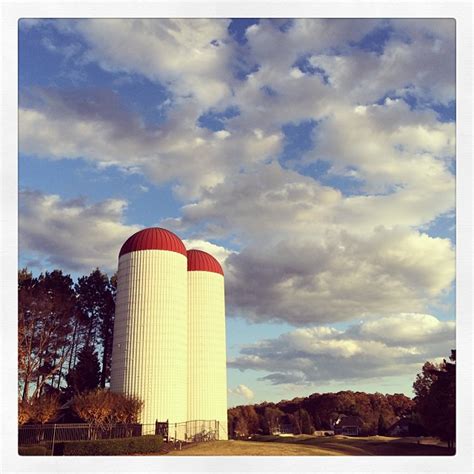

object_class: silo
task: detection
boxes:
[187,249,228,440]
[110,228,188,431]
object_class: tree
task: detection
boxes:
[386,393,415,417]
[241,405,260,435]
[234,416,249,438]
[377,413,390,435]
[263,406,284,434]
[72,389,143,437]
[111,392,143,424]
[66,344,101,394]
[26,394,61,424]
[74,269,115,387]
[100,272,116,387]
[413,350,456,448]
[18,269,75,400]
[18,399,31,425]
[313,413,323,430]
[293,408,314,434]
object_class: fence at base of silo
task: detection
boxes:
[152,419,220,443]
[18,419,221,454]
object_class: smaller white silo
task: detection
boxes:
[187,249,228,440]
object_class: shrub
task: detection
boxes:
[19,445,49,456]
[27,395,61,424]
[72,389,143,430]
[57,435,163,456]
[18,399,31,425]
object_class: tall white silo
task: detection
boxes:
[187,249,228,440]
[110,228,188,431]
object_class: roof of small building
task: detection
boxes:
[187,249,224,276]
[119,227,187,258]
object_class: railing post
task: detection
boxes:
[51,423,57,456]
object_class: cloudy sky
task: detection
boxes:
[19,18,455,407]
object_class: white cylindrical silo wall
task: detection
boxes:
[110,249,187,429]
[187,271,228,440]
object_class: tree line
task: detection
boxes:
[228,390,415,438]
[228,350,455,446]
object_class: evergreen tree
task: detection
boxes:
[75,269,115,387]
[66,344,101,394]
[413,350,455,447]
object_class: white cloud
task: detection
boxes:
[228,384,255,400]
[75,19,234,108]
[223,227,454,324]
[353,313,456,345]
[19,190,140,273]
[19,19,456,329]
[19,88,282,200]
[229,313,455,385]
[182,239,235,269]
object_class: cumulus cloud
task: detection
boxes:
[73,19,235,108]
[224,228,454,324]
[228,384,255,400]
[19,87,281,200]
[228,313,455,385]
[19,19,456,329]
[182,239,235,269]
[172,160,454,324]
[19,190,140,272]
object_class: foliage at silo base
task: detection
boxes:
[55,435,163,455]
[18,445,49,456]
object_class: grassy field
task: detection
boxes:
[167,435,455,456]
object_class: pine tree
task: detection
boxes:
[66,344,101,394]
[75,269,115,387]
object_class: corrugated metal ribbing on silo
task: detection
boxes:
[110,248,187,428]
[187,250,228,440]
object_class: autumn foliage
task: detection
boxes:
[18,394,61,425]
[228,390,415,438]
[72,389,143,430]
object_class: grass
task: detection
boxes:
[166,435,456,456]
[167,440,340,456]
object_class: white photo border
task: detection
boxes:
[2,1,472,473]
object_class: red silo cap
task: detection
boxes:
[187,249,224,276]
[119,227,187,258]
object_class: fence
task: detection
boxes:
[164,420,220,443]
[18,420,221,454]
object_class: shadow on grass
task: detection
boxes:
[248,435,455,456]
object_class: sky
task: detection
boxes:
[18,18,456,407]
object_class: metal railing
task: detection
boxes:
[18,420,221,454]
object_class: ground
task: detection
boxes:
[165,435,455,456]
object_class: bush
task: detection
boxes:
[57,435,163,456]
[72,389,143,430]
[18,399,31,425]
[19,445,49,456]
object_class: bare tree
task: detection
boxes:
[18,269,75,399]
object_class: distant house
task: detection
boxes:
[333,415,364,436]
[387,417,410,436]
[313,430,335,437]
[272,423,294,436]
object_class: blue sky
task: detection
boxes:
[19,18,455,406]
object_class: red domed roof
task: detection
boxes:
[187,249,224,276]
[119,228,186,258]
